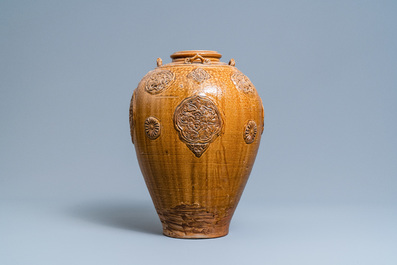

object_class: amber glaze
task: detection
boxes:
[130,50,264,238]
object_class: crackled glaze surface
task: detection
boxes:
[130,50,264,239]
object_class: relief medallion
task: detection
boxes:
[145,70,175,94]
[174,95,222,157]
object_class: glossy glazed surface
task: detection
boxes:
[130,50,264,238]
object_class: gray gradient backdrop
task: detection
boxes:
[1,1,396,264]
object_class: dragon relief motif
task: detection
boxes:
[174,95,222,157]
[145,70,175,94]
[231,71,255,94]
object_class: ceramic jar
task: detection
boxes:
[129,50,264,238]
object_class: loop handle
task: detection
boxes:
[156,58,163,67]
[184,54,210,64]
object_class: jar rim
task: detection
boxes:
[170,50,222,60]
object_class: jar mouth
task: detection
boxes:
[170,50,222,63]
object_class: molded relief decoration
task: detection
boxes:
[174,95,222,157]
[129,91,136,144]
[231,72,255,94]
[145,117,161,140]
[261,104,265,135]
[187,68,211,84]
[145,70,175,94]
[244,120,257,144]
[157,204,229,236]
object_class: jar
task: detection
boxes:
[129,50,264,238]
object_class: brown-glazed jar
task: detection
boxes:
[129,50,264,238]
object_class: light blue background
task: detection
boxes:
[1,1,396,264]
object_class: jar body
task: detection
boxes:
[130,51,264,238]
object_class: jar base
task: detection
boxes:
[162,227,229,239]
[157,204,232,239]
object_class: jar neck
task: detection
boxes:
[170,50,222,64]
